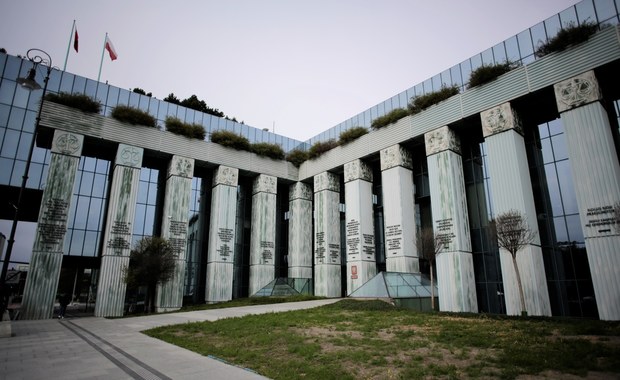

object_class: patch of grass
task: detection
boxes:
[147,299,620,380]
[535,21,598,57]
[111,105,157,127]
[45,92,101,113]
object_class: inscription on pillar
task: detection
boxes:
[315,231,325,262]
[260,240,274,263]
[385,224,402,253]
[107,221,131,254]
[39,198,70,247]
[585,205,617,234]
[217,228,234,260]
[346,219,360,256]
[435,218,455,248]
[167,220,188,256]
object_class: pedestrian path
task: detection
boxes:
[0,299,340,380]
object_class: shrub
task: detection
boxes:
[308,139,339,160]
[111,105,157,127]
[210,130,251,151]
[468,62,518,89]
[371,108,409,130]
[535,21,598,57]
[286,149,309,167]
[44,92,101,113]
[339,126,368,144]
[251,142,285,160]
[408,85,460,115]
[165,116,206,140]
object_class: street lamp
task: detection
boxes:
[0,48,53,318]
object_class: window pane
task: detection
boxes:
[544,14,562,40]
[576,1,597,24]
[594,0,618,22]
[556,160,578,214]
[559,7,579,27]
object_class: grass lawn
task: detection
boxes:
[145,299,620,379]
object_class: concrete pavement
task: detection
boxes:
[0,299,340,380]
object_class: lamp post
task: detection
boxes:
[0,49,52,318]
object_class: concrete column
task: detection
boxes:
[156,155,194,312]
[425,126,478,312]
[481,102,551,316]
[380,144,418,273]
[95,144,143,317]
[20,131,84,319]
[554,71,620,320]
[344,159,376,295]
[249,174,277,295]
[288,182,313,279]
[205,166,239,303]
[313,171,341,297]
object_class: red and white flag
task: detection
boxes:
[105,35,118,61]
[73,28,79,52]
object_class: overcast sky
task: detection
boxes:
[1,0,579,143]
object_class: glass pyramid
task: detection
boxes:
[252,278,313,297]
[349,271,437,299]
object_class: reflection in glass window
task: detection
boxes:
[576,0,597,24]
[594,0,618,22]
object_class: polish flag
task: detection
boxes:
[105,36,118,61]
[74,28,79,52]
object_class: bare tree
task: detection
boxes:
[490,210,537,316]
[124,236,176,313]
[417,227,445,310]
[614,202,620,233]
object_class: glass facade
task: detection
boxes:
[1,0,619,317]
[305,0,620,147]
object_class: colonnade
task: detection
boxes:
[19,71,620,320]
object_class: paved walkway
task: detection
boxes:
[0,299,340,380]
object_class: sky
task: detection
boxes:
[1,0,580,143]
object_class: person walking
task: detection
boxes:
[58,293,71,319]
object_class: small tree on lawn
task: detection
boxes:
[491,210,536,316]
[416,227,444,311]
[124,236,176,313]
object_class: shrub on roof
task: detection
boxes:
[535,21,598,58]
[408,85,460,115]
[45,92,101,113]
[339,126,368,144]
[468,61,519,89]
[308,139,339,160]
[286,149,309,167]
[371,108,409,130]
[165,116,206,140]
[210,130,251,151]
[251,142,285,160]
[111,105,157,128]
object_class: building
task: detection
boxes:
[1,0,619,320]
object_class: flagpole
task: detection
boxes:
[63,20,76,71]
[97,33,107,82]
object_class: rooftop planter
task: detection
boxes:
[111,105,157,128]
[467,61,519,89]
[535,21,598,58]
[165,116,206,140]
[339,126,368,145]
[251,142,285,160]
[371,108,409,130]
[308,139,339,160]
[210,130,251,151]
[44,92,101,113]
[286,149,309,167]
[408,85,460,115]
